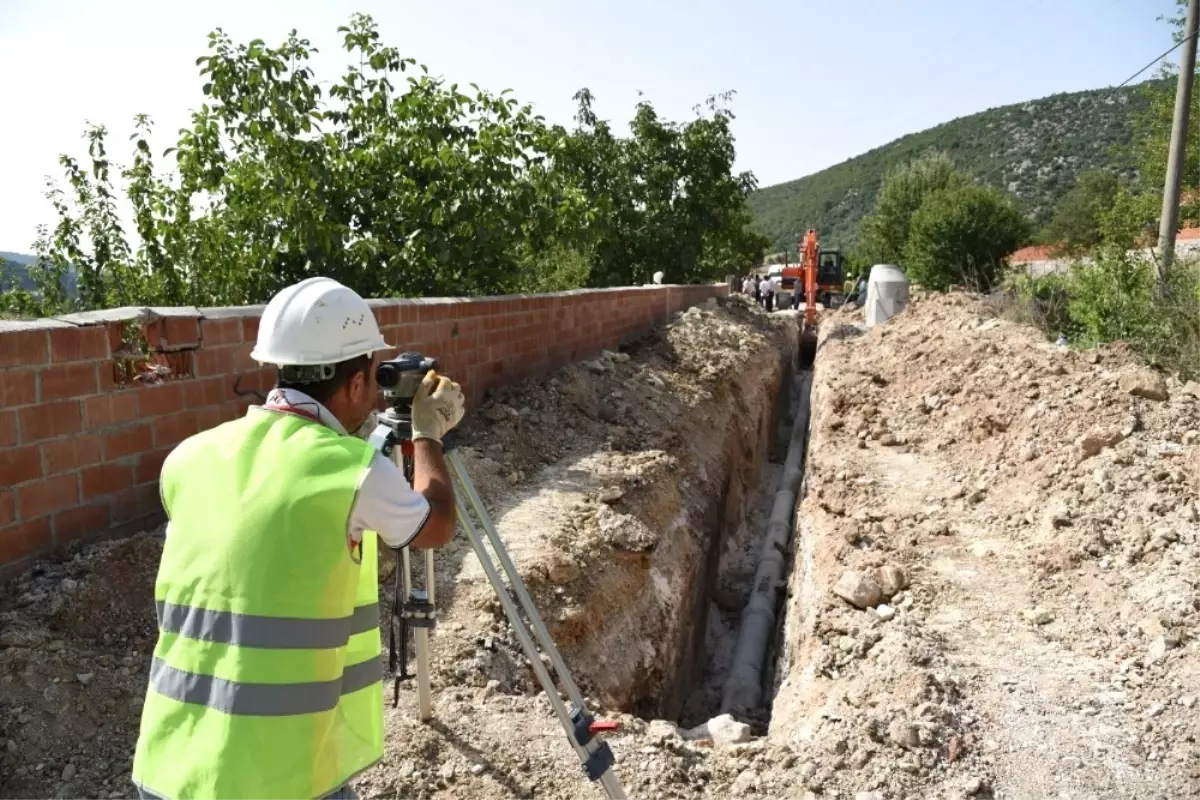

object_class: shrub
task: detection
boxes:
[902,184,1030,292]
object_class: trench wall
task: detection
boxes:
[0,284,727,577]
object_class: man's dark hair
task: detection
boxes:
[277,354,372,406]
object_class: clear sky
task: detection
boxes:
[0,0,1181,252]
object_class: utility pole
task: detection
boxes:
[1156,0,1200,284]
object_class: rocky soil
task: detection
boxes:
[3,289,1196,800]
[769,291,1199,800]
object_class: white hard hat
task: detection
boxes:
[251,277,393,366]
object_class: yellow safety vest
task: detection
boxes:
[132,407,385,799]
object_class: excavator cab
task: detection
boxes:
[817,249,845,308]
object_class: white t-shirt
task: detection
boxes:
[763,277,775,293]
[165,388,430,550]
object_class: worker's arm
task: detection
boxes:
[407,439,456,548]
[349,443,456,551]
[406,370,466,549]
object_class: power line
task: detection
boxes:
[1117,29,1199,89]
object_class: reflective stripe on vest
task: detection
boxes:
[148,655,382,716]
[132,408,385,800]
[155,601,379,650]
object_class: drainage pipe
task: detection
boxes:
[719,370,812,715]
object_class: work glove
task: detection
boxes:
[411,371,465,444]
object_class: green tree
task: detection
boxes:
[1038,170,1120,253]
[552,89,767,287]
[858,151,965,264]
[903,184,1030,291]
[3,15,766,317]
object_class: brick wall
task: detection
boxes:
[0,284,726,577]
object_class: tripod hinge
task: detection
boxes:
[582,741,616,782]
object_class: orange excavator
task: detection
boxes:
[793,228,844,364]
[774,229,845,325]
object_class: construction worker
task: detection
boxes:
[131,277,465,800]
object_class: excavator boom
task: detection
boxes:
[801,229,819,330]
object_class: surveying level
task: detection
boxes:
[366,354,626,799]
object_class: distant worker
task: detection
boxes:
[131,277,466,800]
[762,274,775,312]
[753,274,762,303]
[848,273,869,306]
[742,274,754,296]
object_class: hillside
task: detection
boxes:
[748,82,1155,253]
[0,252,37,291]
[0,251,77,298]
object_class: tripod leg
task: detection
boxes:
[448,458,625,799]
[415,548,435,722]
[447,451,589,708]
[446,494,624,800]
[400,546,434,722]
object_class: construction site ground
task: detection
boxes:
[2,291,1198,800]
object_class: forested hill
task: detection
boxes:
[0,252,37,291]
[748,82,1155,253]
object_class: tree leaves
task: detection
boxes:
[4,14,764,317]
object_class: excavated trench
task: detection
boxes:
[437,308,818,739]
[674,366,812,728]
[533,329,816,730]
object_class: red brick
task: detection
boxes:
[0,445,40,486]
[0,410,15,448]
[153,411,200,449]
[54,502,111,543]
[83,392,140,430]
[42,435,104,475]
[0,490,13,527]
[161,317,200,350]
[112,483,162,524]
[0,330,49,368]
[241,316,260,342]
[49,326,109,362]
[196,405,225,431]
[220,401,246,423]
[18,400,82,443]
[183,376,228,409]
[139,383,184,416]
[373,305,400,326]
[104,424,153,459]
[194,347,236,377]
[136,449,171,485]
[0,517,53,563]
[0,369,37,407]
[18,473,79,518]
[232,342,256,371]
[202,318,243,346]
[81,463,135,500]
[39,361,99,401]
[105,323,125,352]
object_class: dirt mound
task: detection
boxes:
[769,291,1199,799]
